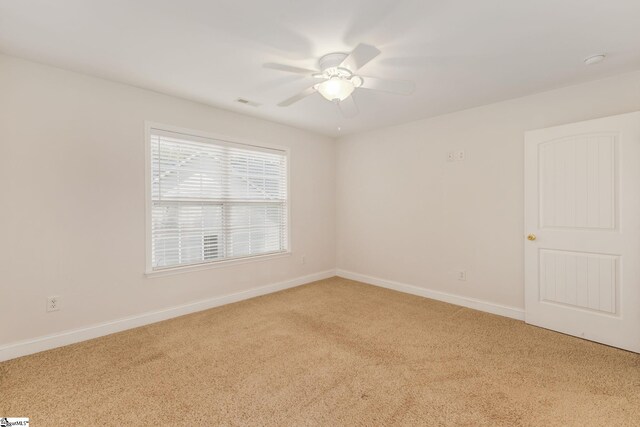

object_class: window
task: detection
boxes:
[147,126,289,271]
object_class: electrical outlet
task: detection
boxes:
[47,296,60,312]
[447,150,466,162]
[300,255,306,265]
[457,271,467,281]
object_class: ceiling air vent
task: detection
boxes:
[236,98,261,107]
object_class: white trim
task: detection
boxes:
[143,121,292,275]
[336,269,525,321]
[144,121,290,153]
[145,251,292,278]
[0,270,336,362]
[144,122,153,273]
[0,270,526,362]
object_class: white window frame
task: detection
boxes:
[144,122,292,276]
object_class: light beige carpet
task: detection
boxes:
[1,277,639,426]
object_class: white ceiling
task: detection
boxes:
[1,0,640,137]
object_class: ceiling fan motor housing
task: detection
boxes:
[317,52,363,89]
[318,52,349,73]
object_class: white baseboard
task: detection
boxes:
[0,269,524,362]
[0,269,336,363]
[336,269,525,321]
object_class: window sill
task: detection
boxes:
[145,251,292,278]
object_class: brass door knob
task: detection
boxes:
[527,233,537,241]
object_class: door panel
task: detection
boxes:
[539,134,616,230]
[539,249,617,314]
[524,111,640,353]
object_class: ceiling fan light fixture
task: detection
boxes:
[316,77,355,102]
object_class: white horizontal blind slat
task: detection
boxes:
[150,129,288,270]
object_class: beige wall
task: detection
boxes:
[3,51,640,351]
[336,71,640,310]
[0,54,336,346]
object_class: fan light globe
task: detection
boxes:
[317,77,355,101]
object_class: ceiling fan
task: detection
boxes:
[264,43,415,117]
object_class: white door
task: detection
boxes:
[524,111,640,353]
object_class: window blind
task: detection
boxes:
[149,128,288,270]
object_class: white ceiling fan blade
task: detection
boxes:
[277,86,317,106]
[339,43,381,72]
[359,76,415,95]
[263,63,318,75]
[338,96,358,118]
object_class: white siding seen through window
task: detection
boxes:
[148,128,288,270]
